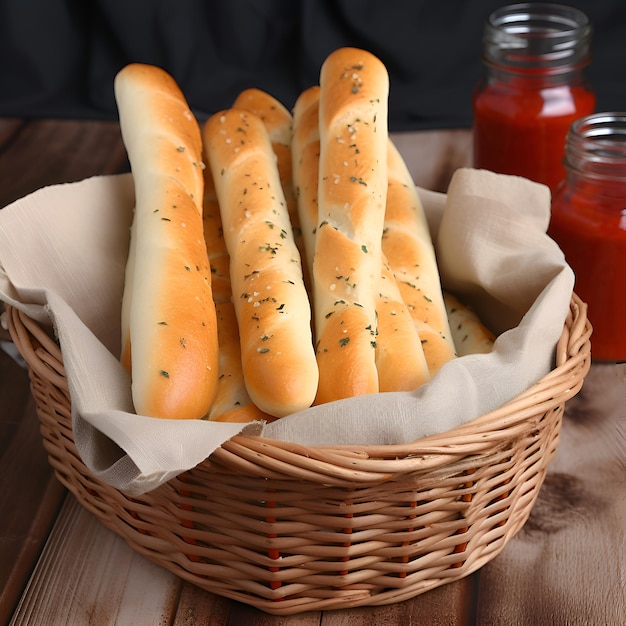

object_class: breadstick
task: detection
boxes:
[207,301,274,423]
[375,257,431,391]
[231,87,292,145]
[313,47,390,404]
[231,88,303,258]
[383,138,457,374]
[120,214,136,372]
[444,291,496,356]
[115,63,219,419]
[199,158,269,422]
[204,108,318,418]
[202,165,231,305]
[291,85,321,282]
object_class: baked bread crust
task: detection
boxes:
[313,47,390,403]
[204,108,318,417]
[384,139,456,375]
[116,63,219,419]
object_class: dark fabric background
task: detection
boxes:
[0,0,624,131]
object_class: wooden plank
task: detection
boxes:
[223,601,322,626]
[171,584,233,626]
[10,497,184,626]
[317,577,477,626]
[475,363,626,625]
[0,349,66,624]
[0,119,129,210]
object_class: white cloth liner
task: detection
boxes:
[0,168,574,495]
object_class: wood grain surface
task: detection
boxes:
[1,119,623,626]
[476,363,625,626]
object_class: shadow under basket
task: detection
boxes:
[6,294,591,616]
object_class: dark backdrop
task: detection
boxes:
[1,0,624,131]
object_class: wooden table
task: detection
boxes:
[1,119,624,625]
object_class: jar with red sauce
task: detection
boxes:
[473,3,596,194]
[549,113,626,362]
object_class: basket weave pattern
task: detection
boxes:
[6,295,591,615]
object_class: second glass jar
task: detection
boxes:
[549,112,626,363]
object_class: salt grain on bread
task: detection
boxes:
[116,63,219,419]
[383,138,457,375]
[204,108,318,418]
[313,47,389,404]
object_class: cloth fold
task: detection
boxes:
[0,168,574,495]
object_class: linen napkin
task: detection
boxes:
[0,168,574,495]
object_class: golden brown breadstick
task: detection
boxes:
[291,85,321,283]
[116,63,219,420]
[375,257,431,391]
[204,108,318,418]
[207,301,273,422]
[313,47,390,404]
[444,291,496,356]
[383,139,457,374]
[231,88,304,263]
[199,152,268,422]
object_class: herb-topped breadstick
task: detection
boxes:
[204,108,318,418]
[116,63,219,419]
[292,85,321,285]
[313,47,389,404]
[232,88,304,267]
[201,160,271,423]
[444,291,496,356]
[383,139,457,375]
[375,256,431,391]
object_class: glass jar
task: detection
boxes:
[549,113,626,362]
[473,3,596,193]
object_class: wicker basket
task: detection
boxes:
[6,294,591,615]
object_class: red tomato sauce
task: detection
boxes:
[549,180,626,361]
[473,78,596,193]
